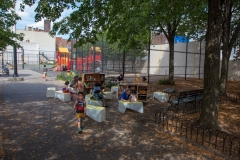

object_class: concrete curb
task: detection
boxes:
[8,77,24,81]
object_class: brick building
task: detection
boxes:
[44,20,51,32]
[56,37,76,53]
[151,32,168,45]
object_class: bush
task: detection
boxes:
[157,79,175,85]
[105,81,118,88]
[56,70,80,82]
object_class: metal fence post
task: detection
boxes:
[119,51,120,74]
[1,50,3,68]
[113,59,114,70]
[82,45,83,73]
[199,41,202,79]
[148,30,151,84]
[21,47,24,69]
[13,45,18,77]
[87,43,89,72]
[101,35,104,73]
[39,50,40,69]
[123,49,125,77]
[185,40,188,80]
[93,45,95,73]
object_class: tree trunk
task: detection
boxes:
[220,0,240,94]
[168,36,175,85]
[220,50,231,94]
[199,0,223,129]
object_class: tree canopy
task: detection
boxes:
[0,0,24,50]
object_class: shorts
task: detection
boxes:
[43,72,47,76]
[76,113,84,118]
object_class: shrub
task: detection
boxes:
[56,70,80,82]
[157,79,175,85]
[105,81,118,88]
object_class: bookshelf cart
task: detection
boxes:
[82,73,105,94]
[118,83,148,101]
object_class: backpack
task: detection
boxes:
[76,99,85,113]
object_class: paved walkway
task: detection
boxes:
[0,70,224,160]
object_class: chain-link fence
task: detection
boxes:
[2,38,206,82]
[69,39,205,82]
[2,48,55,70]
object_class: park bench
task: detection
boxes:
[154,89,203,123]
[168,89,203,108]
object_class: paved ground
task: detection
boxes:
[0,70,224,160]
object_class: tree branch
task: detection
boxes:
[229,18,240,49]
[160,25,169,40]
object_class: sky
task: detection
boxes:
[15,0,72,39]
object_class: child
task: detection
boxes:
[62,81,73,100]
[73,92,86,133]
[130,91,138,102]
[91,82,107,107]
[42,65,48,81]
[77,77,84,93]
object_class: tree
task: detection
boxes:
[220,0,240,94]
[199,0,224,129]
[151,0,207,84]
[0,0,24,50]
[22,0,207,83]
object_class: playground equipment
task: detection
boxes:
[56,47,70,71]
[76,46,102,72]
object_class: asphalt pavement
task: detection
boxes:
[0,69,224,160]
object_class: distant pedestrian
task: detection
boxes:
[117,74,124,83]
[42,65,48,81]
[73,92,86,133]
[141,77,147,83]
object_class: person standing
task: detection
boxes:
[73,92,86,133]
[117,74,124,83]
[42,65,48,81]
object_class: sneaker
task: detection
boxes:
[78,128,82,133]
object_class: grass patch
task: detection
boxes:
[157,79,175,85]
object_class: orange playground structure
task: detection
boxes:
[56,47,70,71]
[55,46,102,72]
